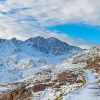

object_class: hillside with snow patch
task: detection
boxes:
[0,36,82,82]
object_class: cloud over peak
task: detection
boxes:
[0,0,99,48]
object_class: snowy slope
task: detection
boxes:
[58,45,100,69]
[0,45,100,100]
[0,37,82,82]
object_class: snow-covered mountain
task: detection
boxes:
[25,36,81,55]
[0,43,100,100]
[0,36,82,82]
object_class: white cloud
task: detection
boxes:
[7,0,99,25]
[1,0,100,25]
[0,0,99,48]
[43,32,96,49]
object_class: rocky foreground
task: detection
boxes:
[0,68,85,100]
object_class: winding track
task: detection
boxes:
[63,70,100,100]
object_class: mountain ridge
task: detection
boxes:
[24,36,82,55]
[0,36,82,82]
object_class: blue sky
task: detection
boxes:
[48,24,100,43]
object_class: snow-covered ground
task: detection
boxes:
[32,83,83,100]
[63,70,100,100]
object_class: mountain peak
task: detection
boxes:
[24,36,82,55]
[47,37,60,41]
[11,37,18,43]
[11,37,17,41]
[26,36,45,42]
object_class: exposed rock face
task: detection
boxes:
[0,85,32,100]
[33,83,46,92]
[58,72,73,83]
[86,56,100,76]
[86,56,100,68]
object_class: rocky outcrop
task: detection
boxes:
[0,85,32,100]
[33,83,46,92]
[86,56,100,80]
